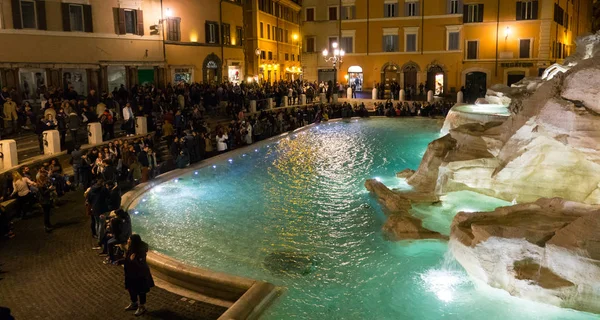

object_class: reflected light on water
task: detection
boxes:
[421,269,467,303]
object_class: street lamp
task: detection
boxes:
[322,42,344,86]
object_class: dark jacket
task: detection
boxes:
[138,151,149,167]
[123,242,155,293]
[87,185,108,216]
[68,113,81,131]
[107,185,121,211]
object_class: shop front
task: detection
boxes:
[227,60,243,84]
[284,66,302,81]
[347,66,363,91]
[107,66,126,91]
[19,68,47,100]
[171,66,194,84]
[138,67,155,86]
[318,68,335,84]
[203,53,222,83]
[62,68,88,95]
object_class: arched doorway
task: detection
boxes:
[401,61,419,92]
[203,53,222,83]
[465,72,487,103]
[380,62,400,99]
[426,64,445,95]
[347,65,363,92]
[507,71,526,86]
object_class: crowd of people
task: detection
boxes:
[0,78,457,316]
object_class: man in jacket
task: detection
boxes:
[3,97,17,135]
[68,112,81,145]
[138,146,149,183]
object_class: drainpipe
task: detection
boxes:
[366,0,369,55]
[494,0,500,77]
[160,0,166,86]
[421,0,424,54]
[220,0,225,82]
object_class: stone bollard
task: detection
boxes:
[43,130,61,155]
[282,97,288,107]
[87,122,103,145]
[300,94,307,105]
[427,90,434,103]
[250,100,257,113]
[319,93,326,103]
[0,140,18,170]
[372,88,377,100]
[399,89,405,101]
[333,94,338,103]
[135,116,148,135]
[347,87,352,99]
[267,98,273,109]
[457,91,464,104]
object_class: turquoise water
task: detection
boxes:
[454,104,511,116]
[132,118,597,320]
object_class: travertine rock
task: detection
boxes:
[383,215,447,241]
[450,198,600,313]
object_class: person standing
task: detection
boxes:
[122,103,135,136]
[122,234,154,316]
[68,110,81,145]
[37,174,55,233]
[10,172,36,219]
[138,146,150,183]
[3,97,17,135]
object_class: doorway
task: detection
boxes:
[381,63,399,99]
[427,65,444,95]
[465,72,487,103]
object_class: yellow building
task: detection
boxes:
[301,0,593,96]
[244,0,303,83]
[161,0,245,84]
[0,0,165,95]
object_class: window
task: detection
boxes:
[329,6,337,20]
[125,10,136,34]
[206,22,219,44]
[306,37,316,52]
[285,53,289,61]
[448,31,459,50]
[298,54,301,61]
[116,8,143,35]
[406,34,417,52]
[292,54,295,61]
[261,50,266,59]
[466,40,478,59]
[306,8,315,21]
[464,4,483,23]
[62,3,92,32]
[406,2,418,16]
[222,23,231,45]
[260,22,264,38]
[341,36,353,53]
[69,4,84,32]
[20,0,37,29]
[268,51,273,60]
[520,39,531,58]
[167,18,181,41]
[267,24,270,39]
[516,1,538,20]
[448,0,459,14]
[272,26,276,40]
[553,4,564,25]
[284,29,288,43]
[236,26,243,46]
[384,3,397,18]
[382,35,398,52]
[342,6,355,20]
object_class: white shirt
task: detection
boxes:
[122,107,134,121]
[12,178,35,197]
[216,134,228,151]
[244,125,252,145]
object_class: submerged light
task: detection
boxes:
[374,177,382,182]
[213,165,217,168]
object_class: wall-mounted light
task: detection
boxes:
[165,8,173,18]
[505,26,511,40]
[292,34,298,41]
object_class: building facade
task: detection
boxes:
[301,0,593,96]
[0,0,247,100]
[161,0,245,85]
[244,0,302,83]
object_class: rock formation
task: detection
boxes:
[366,31,600,313]
[450,198,600,313]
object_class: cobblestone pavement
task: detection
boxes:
[0,191,227,320]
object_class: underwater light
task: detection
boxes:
[255,149,258,152]
[195,172,198,175]
[374,177,382,182]
[134,211,139,215]
[212,165,217,168]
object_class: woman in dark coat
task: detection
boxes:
[122,234,154,316]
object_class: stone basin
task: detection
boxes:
[441,103,510,135]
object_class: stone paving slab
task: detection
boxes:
[0,191,227,320]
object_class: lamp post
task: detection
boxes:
[322,42,344,86]
[255,48,261,83]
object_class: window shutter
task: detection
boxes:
[83,4,93,32]
[61,3,71,31]
[462,5,468,22]
[404,3,409,16]
[477,4,484,22]
[446,0,451,14]
[117,8,126,34]
[382,36,386,52]
[458,0,463,13]
[532,0,538,19]
[205,22,210,42]
[416,1,420,15]
[351,6,356,19]
[36,0,47,30]
[11,0,22,29]
[136,10,144,36]
[516,1,522,20]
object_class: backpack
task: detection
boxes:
[101,113,114,125]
